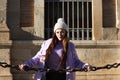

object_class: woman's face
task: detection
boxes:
[55,28,66,41]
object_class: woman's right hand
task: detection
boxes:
[18,64,26,71]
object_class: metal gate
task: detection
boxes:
[45,0,92,40]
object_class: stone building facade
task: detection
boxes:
[0,0,120,80]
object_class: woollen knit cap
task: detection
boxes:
[54,18,68,32]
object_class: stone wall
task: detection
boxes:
[10,40,42,80]
[6,40,120,80]
[74,40,120,80]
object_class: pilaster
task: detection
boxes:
[116,0,120,40]
[92,0,103,40]
[0,0,12,80]
[34,0,44,39]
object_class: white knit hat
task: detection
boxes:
[54,18,68,32]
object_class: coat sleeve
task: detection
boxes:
[70,42,85,68]
[23,41,46,67]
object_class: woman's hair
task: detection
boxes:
[45,30,69,67]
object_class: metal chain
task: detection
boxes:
[91,63,120,71]
[0,62,19,70]
[0,62,120,72]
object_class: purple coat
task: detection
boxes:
[24,38,85,80]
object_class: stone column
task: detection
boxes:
[34,0,44,39]
[92,0,103,40]
[0,0,12,80]
[116,0,120,40]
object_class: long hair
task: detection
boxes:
[45,30,69,67]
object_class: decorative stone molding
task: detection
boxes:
[72,40,120,48]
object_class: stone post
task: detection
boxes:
[0,0,12,80]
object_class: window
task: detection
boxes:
[103,0,116,27]
[20,0,34,27]
[45,0,92,40]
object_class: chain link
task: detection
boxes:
[0,62,120,72]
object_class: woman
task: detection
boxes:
[19,18,90,80]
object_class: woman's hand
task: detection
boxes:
[18,64,26,71]
[83,63,91,72]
